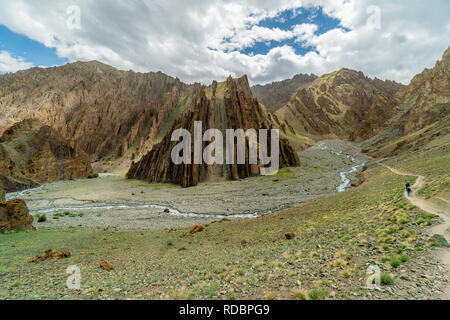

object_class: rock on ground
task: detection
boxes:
[0,199,34,232]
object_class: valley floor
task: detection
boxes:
[1,141,449,300]
[7,140,365,231]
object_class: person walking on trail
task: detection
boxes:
[406,181,412,197]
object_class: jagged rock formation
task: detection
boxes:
[0,119,93,191]
[0,199,34,233]
[252,74,318,112]
[275,69,403,140]
[0,61,187,161]
[127,76,300,187]
[363,45,450,157]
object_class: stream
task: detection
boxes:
[6,141,366,223]
[316,141,366,192]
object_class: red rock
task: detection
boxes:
[0,199,34,233]
[190,225,204,234]
[100,260,114,271]
[28,249,70,263]
[285,232,296,240]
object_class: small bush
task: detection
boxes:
[35,214,47,223]
[88,173,99,179]
[293,290,306,300]
[380,273,395,285]
[389,256,402,268]
[308,289,329,300]
[264,292,277,300]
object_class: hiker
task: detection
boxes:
[406,181,412,197]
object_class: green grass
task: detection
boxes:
[308,289,329,300]
[0,145,448,300]
[380,273,395,285]
[53,211,84,218]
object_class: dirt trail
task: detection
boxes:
[376,160,450,299]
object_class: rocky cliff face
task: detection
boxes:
[275,69,403,140]
[127,76,300,187]
[363,45,450,157]
[0,61,187,161]
[0,184,5,202]
[252,73,318,112]
[396,46,450,135]
[0,119,93,191]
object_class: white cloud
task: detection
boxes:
[0,51,34,73]
[0,0,448,84]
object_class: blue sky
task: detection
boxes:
[0,25,66,72]
[0,7,341,70]
[239,7,345,56]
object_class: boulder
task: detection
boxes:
[285,232,296,240]
[0,199,34,233]
[190,225,204,234]
[430,234,449,248]
[0,184,5,202]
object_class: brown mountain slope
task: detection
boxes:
[275,69,403,140]
[0,61,188,162]
[127,76,300,187]
[363,45,450,157]
[0,119,93,192]
[251,73,318,112]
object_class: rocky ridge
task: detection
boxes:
[251,73,318,112]
[275,69,404,141]
[0,61,188,162]
[364,45,450,157]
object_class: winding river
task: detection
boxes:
[6,141,366,223]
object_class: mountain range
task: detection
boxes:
[0,45,448,190]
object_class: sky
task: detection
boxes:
[0,0,449,85]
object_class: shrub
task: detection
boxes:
[380,273,395,285]
[35,214,47,223]
[88,173,99,179]
[264,292,277,300]
[308,289,329,300]
[293,290,307,300]
[389,256,402,268]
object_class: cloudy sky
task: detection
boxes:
[0,0,449,85]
